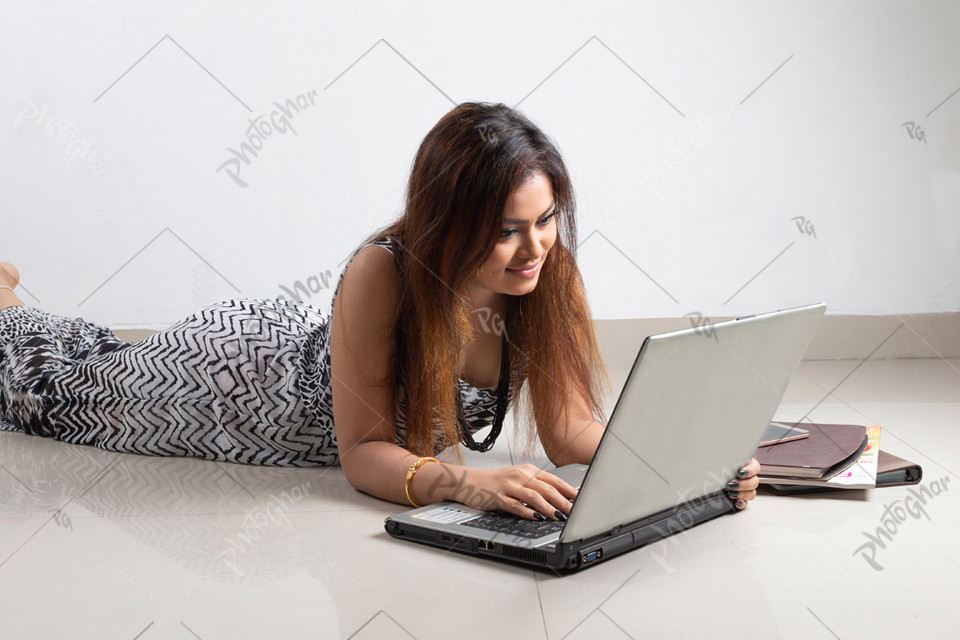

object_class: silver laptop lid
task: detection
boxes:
[560,303,826,543]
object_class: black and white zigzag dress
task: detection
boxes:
[0,236,514,467]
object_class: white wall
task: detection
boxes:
[3,0,958,329]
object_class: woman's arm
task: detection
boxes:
[336,438,463,507]
[547,417,606,467]
[330,246,577,519]
[539,386,606,467]
[330,246,436,503]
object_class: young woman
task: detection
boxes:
[0,102,759,521]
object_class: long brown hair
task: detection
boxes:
[354,101,610,463]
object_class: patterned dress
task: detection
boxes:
[0,236,513,466]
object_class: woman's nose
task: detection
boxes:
[521,226,549,255]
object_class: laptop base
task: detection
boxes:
[384,490,734,573]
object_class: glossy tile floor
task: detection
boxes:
[1,357,958,639]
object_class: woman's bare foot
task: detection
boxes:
[1,263,20,287]
[0,262,24,311]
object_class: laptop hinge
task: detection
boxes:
[573,490,729,546]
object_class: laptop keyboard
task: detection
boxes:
[460,512,565,539]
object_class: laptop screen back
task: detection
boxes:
[560,303,826,543]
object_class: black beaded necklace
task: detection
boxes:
[454,335,510,452]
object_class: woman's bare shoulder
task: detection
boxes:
[334,244,400,321]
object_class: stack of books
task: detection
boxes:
[755,421,922,494]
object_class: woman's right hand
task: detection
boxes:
[428,463,579,521]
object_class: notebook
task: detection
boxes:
[384,302,827,571]
[763,449,923,493]
[755,422,869,478]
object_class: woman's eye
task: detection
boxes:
[499,212,557,240]
[537,212,557,226]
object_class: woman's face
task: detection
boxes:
[469,171,558,302]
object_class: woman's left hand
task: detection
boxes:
[727,457,760,511]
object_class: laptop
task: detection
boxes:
[384,302,827,572]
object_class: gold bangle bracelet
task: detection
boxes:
[404,456,439,508]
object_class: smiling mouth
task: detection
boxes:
[505,261,541,276]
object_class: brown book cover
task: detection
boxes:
[763,449,922,493]
[876,450,923,487]
[755,421,868,478]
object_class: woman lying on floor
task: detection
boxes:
[0,101,759,521]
